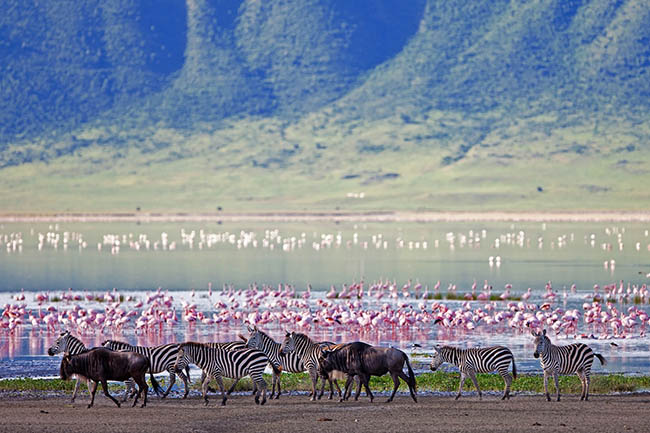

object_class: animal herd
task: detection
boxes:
[48,328,607,408]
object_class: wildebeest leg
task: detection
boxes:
[132,373,149,408]
[468,371,481,400]
[331,378,342,400]
[386,372,400,403]
[456,372,466,400]
[101,380,121,408]
[360,374,373,403]
[340,375,354,402]
[88,381,98,409]
[396,370,417,403]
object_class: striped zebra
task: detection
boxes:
[279,331,344,401]
[532,329,606,401]
[245,326,307,399]
[101,340,191,399]
[174,342,268,406]
[429,345,517,400]
[196,341,260,395]
[47,330,93,402]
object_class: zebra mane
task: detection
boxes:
[292,332,315,346]
[103,339,132,348]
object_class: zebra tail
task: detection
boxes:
[404,354,417,391]
[149,372,163,395]
[595,353,607,366]
[185,365,191,383]
[511,355,517,380]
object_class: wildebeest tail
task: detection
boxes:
[404,353,417,391]
[149,372,163,395]
[595,353,607,366]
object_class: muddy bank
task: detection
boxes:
[0,392,648,433]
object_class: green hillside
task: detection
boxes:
[1,0,649,213]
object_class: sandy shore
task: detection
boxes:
[1,210,650,223]
[1,393,648,433]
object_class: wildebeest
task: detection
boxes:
[59,347,161,408]
[319,341,417,403]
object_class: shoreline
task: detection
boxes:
[1,393,649,433]
[1,210,650,223]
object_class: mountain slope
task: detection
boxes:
[0,0,648,212]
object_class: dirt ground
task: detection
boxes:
[0,392,648,433]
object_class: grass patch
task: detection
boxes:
[4,373,650,395]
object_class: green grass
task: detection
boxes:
[4,373,650,395]
[0,109,649,214]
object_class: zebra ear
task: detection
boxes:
[247,325,253,332]
[530,330,537,337]
[542,329,547,336]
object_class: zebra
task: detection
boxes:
[194,341,261,395]
[174,341,268,406]
[429,345,517,400]
[532,329,606,401]
[279,331,345,401]
[47,330,93,402]
[101,340,191,399]
[245,326,307,399]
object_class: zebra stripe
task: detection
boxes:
[532,329,606,401]
[280,331,343,401]
[430,345,517,400]
[246,326,305,399]
[101,340,191,399]
[47,330,93,402]
[175,342,268,406]
[197,341,252,395]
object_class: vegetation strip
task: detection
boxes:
[3,373,649,395]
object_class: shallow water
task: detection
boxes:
[1,221,650,378]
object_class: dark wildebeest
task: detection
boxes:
[319,342,417,403]
[59,347,161,408]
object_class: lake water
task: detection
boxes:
[1,220,650,380]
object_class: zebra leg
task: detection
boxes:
[201,373,212,406]
[317,374,327,400]
[501,373,512,400]
[176,369,191,399]
[275,372,281,399]
[101,380,121,408]
[214,375,227,406]
[553,372,560,402]
[543,371,551,401]
[456,372,466,400]
[309,368,319,402]
[584,374,591,401]
[226,378,239,395]
[254,374,267,405]
[88,381,98,409]
[161,371,176,398]
[386,372,400,403]
[468,371,481,400]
